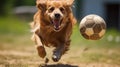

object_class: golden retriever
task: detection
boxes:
[31,0,76,63]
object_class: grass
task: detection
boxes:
[0,16,29,35]
[0,16,120,66]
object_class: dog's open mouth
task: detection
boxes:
[51,19,62,30]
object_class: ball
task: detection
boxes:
[79,14,106,40]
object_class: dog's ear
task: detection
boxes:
[65,0,74,6]
[36,0,47,11]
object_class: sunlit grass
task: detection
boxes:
[0,16,29,35]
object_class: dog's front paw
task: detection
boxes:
[37,46,46,58]
[52,55,60,62]
[52,50,62,62]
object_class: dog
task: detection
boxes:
[30,0,76,63]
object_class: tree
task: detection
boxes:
[0,0,8,15]
[13,0,35,6]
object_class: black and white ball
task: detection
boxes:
[79,14,106,40]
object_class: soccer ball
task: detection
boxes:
[79,14,106,40]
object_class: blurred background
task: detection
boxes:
[0,0,120,66]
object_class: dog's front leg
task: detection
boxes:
[52,44,66,62]
[32,33,46,59]
[52,46,63,62]
[52,40,71,62]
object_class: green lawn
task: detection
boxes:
[0,16,29,34]
[0,16,120,66]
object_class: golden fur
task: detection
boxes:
[31,0,76,62]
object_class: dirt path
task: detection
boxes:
[0,50,120,67]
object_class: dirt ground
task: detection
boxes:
[0,48,120,67]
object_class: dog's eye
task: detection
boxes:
[59,7,65,13]
[48,7,54,13]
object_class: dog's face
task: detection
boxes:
[37,0,74,31]
[46,1,65,31]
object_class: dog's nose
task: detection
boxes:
[55,13,60,19]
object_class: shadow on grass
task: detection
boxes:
[39,64,78,67]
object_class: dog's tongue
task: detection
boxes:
[53,19,60,30]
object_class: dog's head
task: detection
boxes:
[36,0,75,31]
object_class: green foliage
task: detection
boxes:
[13,0,35,6]
[0,0,35,16]
[0,0,15,15]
